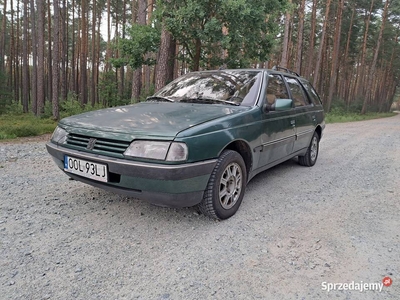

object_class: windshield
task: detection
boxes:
[152,70,262,106]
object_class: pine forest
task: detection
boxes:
[0,0,399,119]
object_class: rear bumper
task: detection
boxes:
[46,142,217,207]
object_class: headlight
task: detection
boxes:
[51,126,68,144]
[166,142,188,161]
[124,140,188,161]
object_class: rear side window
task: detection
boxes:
[284,77,310,107]
[301,80,322,106]
[265,74,289,105]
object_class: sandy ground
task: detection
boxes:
[0,115,399,299]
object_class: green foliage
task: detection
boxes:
[98,71,129,107]
[0,94,108,139]
[326,112,396,123]
[112,24,160,70]
[220,0,286,68]
[327,98,396,122]
[35,93,104,120]
[0,113,57,140]
[139,84,156,102]
[328,96,390,115]
[59,94,105,119]
[157,0,287,70]
[3,102,24,115]
[0,70,12,114]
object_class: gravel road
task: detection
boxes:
[1,115,399,300]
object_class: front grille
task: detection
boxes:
[66,134,130,156]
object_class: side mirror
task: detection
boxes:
[274,99,293,111]
[263,99,293,112]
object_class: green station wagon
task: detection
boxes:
[47,67,325,220]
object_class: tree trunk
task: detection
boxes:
[143,0,154,95]
[132,0,137,22]
[114,3,122,99]
[193,38,201,71]
[52,0,60,119]
[361,0,390,114]
[96,11,102,104]
[91,0,96,106]
[155,26,173,91]
[15,0,20,105]
[105,0,111,72]
[22,0,29,113]
[131,0,147,102]
[342,5,355,106]
[9,0,14,99]
[305,0,317,78]
[313,0,331,88]
[167,38,176,83]
[80,0,88,105]
[0,0,7,73]
[30,0,37,113]
[75,4,81,95]
[47,0,52,103]
[36,0,45,115]
[281,0,291,68]
[60,0,67,102]
[71,0,76,95]
[295,0,305,74]
[119,0,127,98]
[325,0,344,112]
[355,0,375,99]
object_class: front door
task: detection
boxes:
[257,73,296,168]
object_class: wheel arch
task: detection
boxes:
[222,140,253,178]
[315,125,322,139]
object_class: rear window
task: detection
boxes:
[300,80,322,106]
[284,77,310,107]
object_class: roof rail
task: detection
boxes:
[271,66,300,77]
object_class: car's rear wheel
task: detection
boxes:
[198,150,247,220]
[298,131,319,167]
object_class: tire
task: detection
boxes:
[198,150,247,220]
[298,131,319,167]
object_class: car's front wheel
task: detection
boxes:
[298,131,320,167]
[198,150,247,220]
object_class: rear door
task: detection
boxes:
[284,76,316,153]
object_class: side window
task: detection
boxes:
[284,77,310,107]
[301,80,322,106]
[265,74,289,105]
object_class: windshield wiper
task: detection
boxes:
[180,97,240,106]
[146,96,174,102]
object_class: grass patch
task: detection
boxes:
[0,114,57,140]
[325,112,397,123]
[0,99,105,140]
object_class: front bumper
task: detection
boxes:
[46,142,217,207]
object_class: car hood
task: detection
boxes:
[60,102,249,139]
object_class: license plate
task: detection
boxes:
[64,155,108,182]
